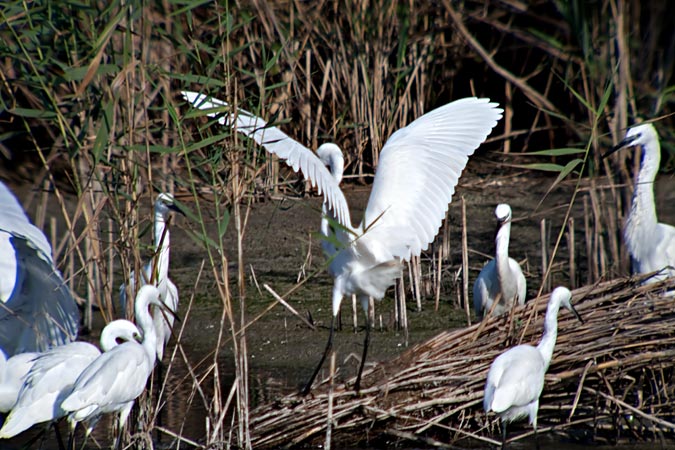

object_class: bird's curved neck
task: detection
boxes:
[321,203,338,258]
[495,222,512,285]
[154,212,170,279]
[625,145,660,259]
[136,302,158,364]
[536,301,560,371]
[100,331,119,352]
[323,149,344,184]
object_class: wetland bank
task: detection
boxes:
[8,161,675,449]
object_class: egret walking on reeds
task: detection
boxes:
[120,193,182,361]
[182,91,503,394]
[483,286,582,449]
[0,181,79,356]
[603,123,675,282]
[61,285,170,447]
[474,204,527,319]
[0,320,140,439]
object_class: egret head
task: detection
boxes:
[604,123,659,159]
[100,319,142,348]
[317,143,345,182]
[154,193,183,218]
[551,286,583,324]
[495,204,512,225]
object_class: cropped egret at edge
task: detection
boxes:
[0,181,79,356]
[0,319,140,438]
[603,123,675,283]
[182,90,503,393]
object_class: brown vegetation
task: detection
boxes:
[0,0,673,448]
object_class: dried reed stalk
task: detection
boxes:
[240,275,675,448]
[461,196,470,326]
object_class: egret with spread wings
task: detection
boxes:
[183,91,502,394]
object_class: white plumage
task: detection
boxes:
[120,193,180,361]
[61,285,164,441]
[0,181,79,355]
[182,91,502,393]
[483,286,582,447]
[0,350,38,413]
[604,123,675,283]
[0,320,140,438]
[474,204,527,319]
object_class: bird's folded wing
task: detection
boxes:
[181,91,351,227]
[0,181,53,264]
[357,98,503,261]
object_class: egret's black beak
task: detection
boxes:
[168,202,186,216]
[569,303,584,324]
[603,133,640,159]
[157,302,182,325]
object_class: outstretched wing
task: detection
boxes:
[358,98,502,261]
[181,91,351,227]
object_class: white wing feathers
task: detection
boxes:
[359,98,502,261]
[181,91,351,227]
[0,182,53,264]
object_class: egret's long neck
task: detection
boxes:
[625,144,660,260]
[536,300,561,371]
[321,203,337,258]
[154,211,170,282]
[136,302,158,365]
[495,221,514,298]
[322,149,351,248]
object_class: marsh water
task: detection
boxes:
[3,161,675,449]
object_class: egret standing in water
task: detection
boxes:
[61,285,169,446]
[0,319,141,439]
[120,193,181,361]
[604,123,675,282]
[474,204,527,319]
[0,181,79,356]
[483,286,582,449]
[182,91,503,394]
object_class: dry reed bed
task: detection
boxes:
[242,275,675,448]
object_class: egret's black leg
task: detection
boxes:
[113,420,125,450]
[301,315,336,395]
[67,423,76,450]
[534,424,540,450]
[501,421,507,450]
[53,422,66,450]
[354,314,371,393]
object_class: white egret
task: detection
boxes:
[61,285,168,444]
[120,193,181,361]
[0,319,141,438]
[0,350,39,413]
[0,181,79,356]
[473,204,527,319]
[483,286,582,448]
[603,123,675,282]
[182,91,503,394]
